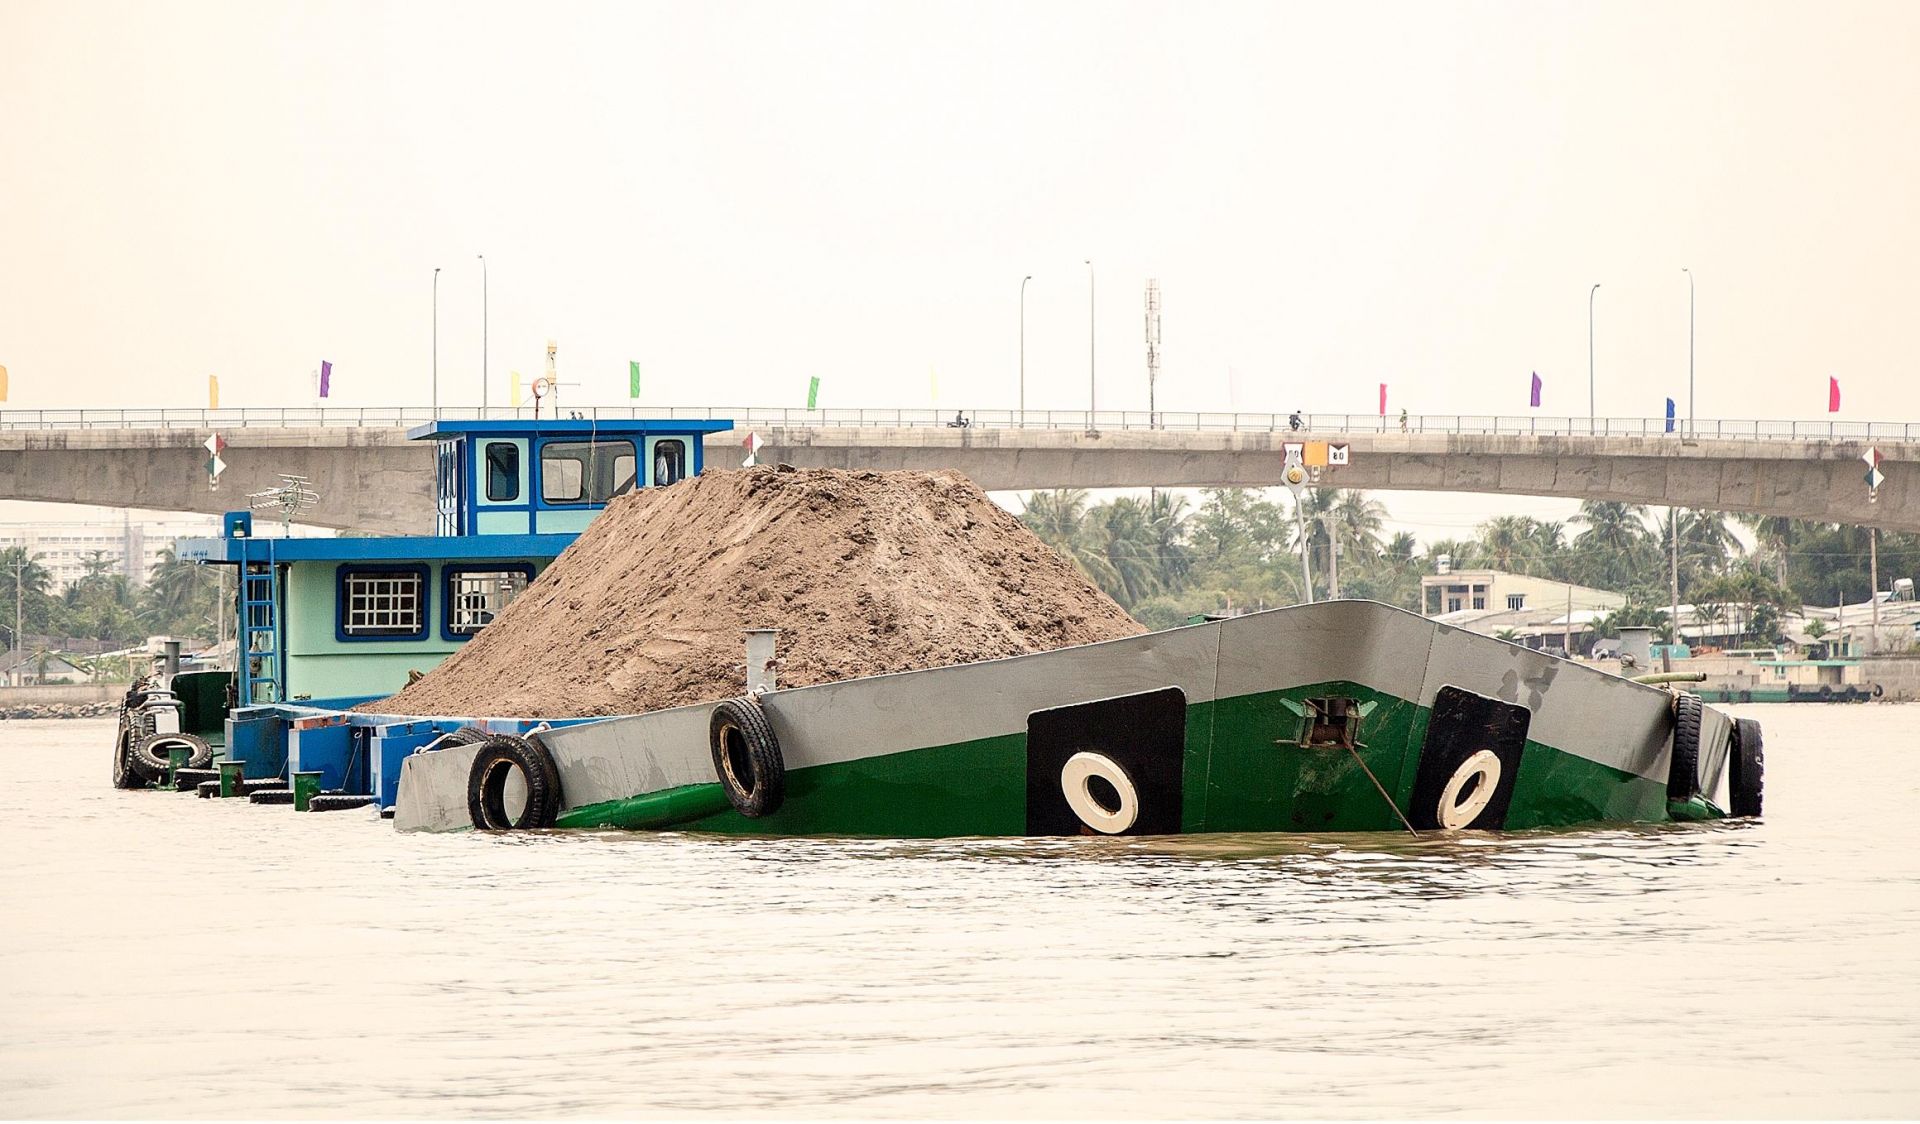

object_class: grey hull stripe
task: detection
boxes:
[395,601,1695,830]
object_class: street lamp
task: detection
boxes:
[432,267,442,414]
[1682,267,1694,437]
[1588,283,1600,435]
[1019,275,1032,425]
[1085,260,1096,424]
[479,254,489,414]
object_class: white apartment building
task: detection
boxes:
[0,517,222,589]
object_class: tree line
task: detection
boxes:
[1019,488,1918,645]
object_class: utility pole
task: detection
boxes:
[432,267,441,414]
[1564,584,1573,657]
[1019,275,1031,424]
[11,553,22,686]
[1870,526,1881,654]
[1668,506,1680,672]
[478,255,489,413]
[1293,497,1314,605]
[1084,259,1096,426]
[1682,268,1694,436]
[1145,279,1162,427]
[1588,283,1601,435]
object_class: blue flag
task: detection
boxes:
[1665,398,1675,433]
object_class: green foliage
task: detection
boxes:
[1018,489,1918,639]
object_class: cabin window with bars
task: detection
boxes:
[338,567,428,640]
[445,567,533,636]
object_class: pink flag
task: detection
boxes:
[1829,376,1840,413]
[1378,383,1387,415]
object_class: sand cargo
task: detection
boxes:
[125,417,1763,834]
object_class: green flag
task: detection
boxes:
[628,360,640,399]
[807,376,820,410]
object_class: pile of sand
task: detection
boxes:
[366,466,1144,717]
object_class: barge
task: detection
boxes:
[113,418,1766,835]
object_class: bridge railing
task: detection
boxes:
[1,406,1916,441]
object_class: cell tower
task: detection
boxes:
[1144,279,1162,425]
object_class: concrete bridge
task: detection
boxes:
[0,407,1912,534]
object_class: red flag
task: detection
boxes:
[1829,376,1841,413]
[1378,383,1387,415]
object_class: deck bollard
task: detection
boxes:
[292,771,324,812]
[167,745,190,790]
[218,759,246,798]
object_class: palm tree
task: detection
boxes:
[1020,489,1090,552]
[1738,513,1795,588]
[1478,515,1543,573]
[1087,497,1163,609]
[1571,501,1652,592]
[1331,491,1387,562]
[1145,491,1194,592]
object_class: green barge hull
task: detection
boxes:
[393,601,1744,836]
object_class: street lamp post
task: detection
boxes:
[1682,267,1694,437]
[1019,275,1032,425]
[479,255,489,414]
[1084,260,1095,425]
[1588,283,1600,435]
[432,267,441,414]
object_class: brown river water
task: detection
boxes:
[2,706,1917,1119]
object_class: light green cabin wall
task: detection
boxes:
[282,558,547,701]
[534,510,596,534]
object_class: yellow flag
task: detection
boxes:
[209,375,220,410]
[0,363,8,402]
[511,370,522,404]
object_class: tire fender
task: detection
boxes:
[1729,717,1764,818]
[131,732,213,781]
[466,734,564,830]
[709,697,786,818]
[1668,693,1703,803]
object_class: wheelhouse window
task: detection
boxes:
[339,567,426,639]
[445,566,533,636]
[540,440,638,504]
[652,439,688,486]
[484,442,520,501]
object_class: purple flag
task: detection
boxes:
[319,360,332,398]
[1529,371,1542,408]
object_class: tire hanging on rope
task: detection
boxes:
[465,734,564,830]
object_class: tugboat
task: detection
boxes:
[113,417,731,805]
[118,415,1765,834]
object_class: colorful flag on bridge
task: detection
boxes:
[1378,383,1387,415]
[209,375,220,410]
[1829,376,1841,413]
[629,360,641,399]
[1665,398,1675,432]
[318,360,332,399]
[0,363,8,402]
[1529,371,1542,408]
[807,376,821,410]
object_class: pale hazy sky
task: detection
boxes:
[3,0,1917,536]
